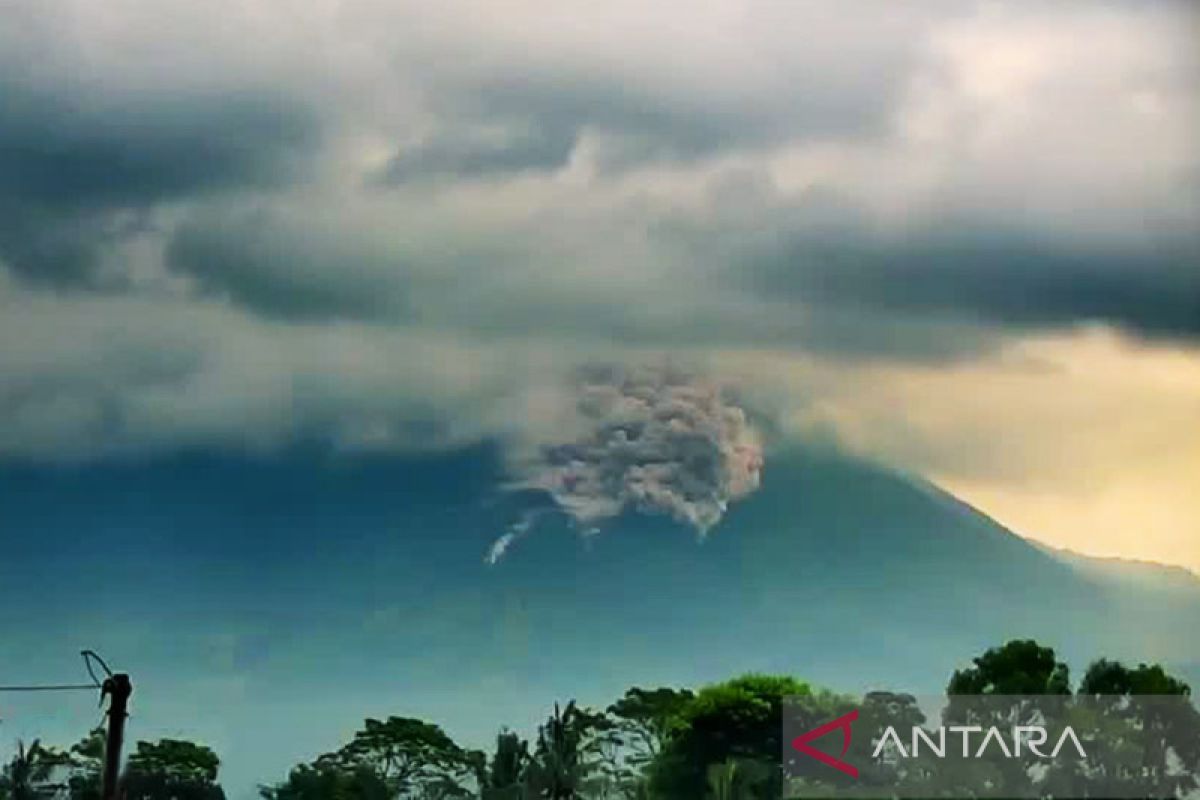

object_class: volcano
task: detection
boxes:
[1,443,1196,798]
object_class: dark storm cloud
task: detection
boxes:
[0,78,319,287]
[0,208,131,289]
[0,83,316,209]
[741,226,1200,341]
[166,214,412,322]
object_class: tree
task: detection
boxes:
[526,702,608,800]
[648,674,844,800]
[706,758,771,800]
[1079,659,1192,696]
[0,740,69,800]
[337,717,475,797]
[941,641,1072,798]
[64,729,105,800]
[593,687,694,799]
[607,688,694,764]
[481,730,529,800]
[947,639,1071,695]
[853,692,930,794]
[261,717,475,800]
[260,761,391,800]
[123,739,226,800]
[1056,658,1200,799]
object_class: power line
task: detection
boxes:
[0,652,114,694]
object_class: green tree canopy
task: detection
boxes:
[339,717,475,794]
[123,739,226,800]
[1055,659,1200,799]
[1079,658,1192,696]
[649,674,829,800]
[261,716,476,800]
[260,762,391,800]
[606,687,694,764]
[948,639,1071,695]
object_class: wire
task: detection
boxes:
[1,651,116,694]
[80,650,113,687]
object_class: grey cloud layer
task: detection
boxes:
[0,0,1196,461]
[0,289,553,459]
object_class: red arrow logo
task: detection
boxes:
[791,709,859,778]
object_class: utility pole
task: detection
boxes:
[101,673,133,800]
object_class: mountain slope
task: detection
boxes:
[485,444,1199,693]
[1,443,1196,797]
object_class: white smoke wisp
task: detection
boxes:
[484,515,537,565]
[484,530,519,566]
[511,366,765,537]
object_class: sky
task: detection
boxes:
[1,0,1197,565]
[1,2,1199,795]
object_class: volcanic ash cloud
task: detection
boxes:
[514,367,765,535]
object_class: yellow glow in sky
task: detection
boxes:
[731,327,1200,574]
